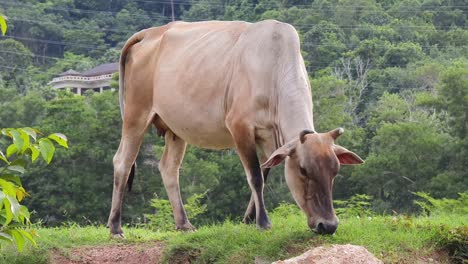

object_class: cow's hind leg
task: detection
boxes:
[227,121,271,229]
[108,114,151,238]
[159,130,194,231]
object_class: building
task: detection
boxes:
[48,63,118,95]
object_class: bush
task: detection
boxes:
[413,192,468,216]
[334,194,374,218]
[0,128,67,251]
[145,191,207,231]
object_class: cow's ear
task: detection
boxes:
[333,145,364,165]
[261,140,297,168]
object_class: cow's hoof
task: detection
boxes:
[256,219,272,230]
[242,215,256,224]
[176,223,196,232]
[110,233,125,239]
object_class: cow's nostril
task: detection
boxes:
[316,222,325,234]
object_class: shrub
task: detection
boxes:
[334,194,374,218]
[0,128,67,251]
[413,192,468,216]
[145,191,207,231]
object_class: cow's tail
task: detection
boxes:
[119,30,146,192]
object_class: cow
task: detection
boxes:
[107,20,364,238]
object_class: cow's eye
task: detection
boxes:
[299,166,307,176]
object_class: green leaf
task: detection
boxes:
[0,191,5,210]
[21,127,37,141]
[0,179,16,196]
[18,229,36,247]
[6,144,18,157]
[6,195,20,218]
[0,150,8,164]
[11,230,25,252]
[48,133,68,149]
[0,232,13,242]
[29,145,40,162]
[0,174,21,186]
[7,165,25,174]
[38,138,55,164]
[10,130,24,153]
[4,198,13,225]
[19,205,30,222]
[0,15,7,36]
[19,130,30,153]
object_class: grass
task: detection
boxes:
[0,225,167,264]
[162,212,467,263]
[1,212,466,264]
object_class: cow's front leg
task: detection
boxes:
[243,167,270,224]
[228,121,271,229]
[159,130,194,231]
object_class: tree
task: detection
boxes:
[0,39,34,94]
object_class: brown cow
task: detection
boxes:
[107,20,364,238]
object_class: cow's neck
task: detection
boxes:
[274,64,315,148]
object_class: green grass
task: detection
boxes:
[1,213,466,264]
[0,225,167,264]
[162,212,467,263]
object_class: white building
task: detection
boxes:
[48,63,118,95]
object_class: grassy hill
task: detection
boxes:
[1,209,466,264]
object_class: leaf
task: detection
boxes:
[38,138,55,164]
[11,230,25,252]
[0,191,5,209]
[6,195,20,218]
[0,15,7,35]
[10,130,24,153]
[7,165,25,174]
[21,127,37,141]
[0,174,21,186]
[29,145,40,162]
[19,129,30,153]
[16,187,27,202]
[0,231,13,242]
[6,144,18,157]
[0,179,16,196]
[48,133,68,149]
[18,229,36,247]
[4,198,13,225]
[19,205,30,221]
[0,150,8,164]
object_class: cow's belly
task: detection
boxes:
[154,99,235,149]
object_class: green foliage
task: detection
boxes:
[0,128,67,252]
[145,192,207,231]
[334,194,374,218]
[0,15,6,35]
[431,225,468,264]
[270,202,301,218]
[414,192,468,216]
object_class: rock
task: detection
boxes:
[272,244,383,264]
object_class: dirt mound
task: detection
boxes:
[272,244,383,264]
[50,242,164,264]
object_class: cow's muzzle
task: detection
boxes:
[309,217,338,235]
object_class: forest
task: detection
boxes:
[0,0,466,229]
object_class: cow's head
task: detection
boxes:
[261,128,364,234]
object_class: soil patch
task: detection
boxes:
[50,242,164,264]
